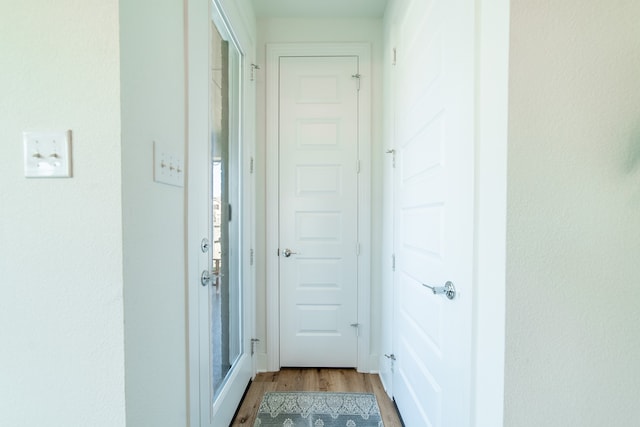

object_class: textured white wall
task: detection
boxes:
[254,18,384,371]
[120,0,187,425]
[506,1,640,425]
[0,1,126,426]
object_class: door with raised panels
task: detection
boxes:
[278,56,360,367]
[392,0,476,425]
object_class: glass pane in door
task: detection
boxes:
[210,17,242,399]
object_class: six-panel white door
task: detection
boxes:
[392,0,476,425]
[278,56,360,367]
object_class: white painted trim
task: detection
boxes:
[471,0,508,425]
[265,42,373,373]
[186,2,210,425]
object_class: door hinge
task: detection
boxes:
[384,353,396,372]
[228,204,232,222]
[356,243,361,256]
[249,157,254,174]
[391,254,396,271]
[350,323,360,337]
[356,160,361,174]
[385,149,396,168]
[392,48,397,66]
[251,338,260,355]
[250,248,254,266]
[352,73,361,91]
[250,63,260,82]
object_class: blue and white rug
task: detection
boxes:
[254,392,384,427]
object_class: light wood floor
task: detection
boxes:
[231,368,404,426]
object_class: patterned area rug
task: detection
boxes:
[254,392,384,427]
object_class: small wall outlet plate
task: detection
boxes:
[23,130,72,178]
[153,141,184,187]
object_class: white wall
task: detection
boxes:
[506,0,640,425]
[1,1,257,426]
[120,0,188,425]
[0,1,126,426]
[254,18,384,371]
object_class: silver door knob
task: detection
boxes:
[201,269,223,287]
[282,248,297,258]
[422,281,456,300]
[201,269,211,286]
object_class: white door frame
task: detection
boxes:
[265,43,372,372]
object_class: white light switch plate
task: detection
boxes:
[23,130,72,178]
[153,141,184,187]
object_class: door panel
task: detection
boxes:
[393,0,475,425]
[279,56,359,367]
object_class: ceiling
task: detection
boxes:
[251,0,389,18]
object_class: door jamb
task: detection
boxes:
[265,43,372,372]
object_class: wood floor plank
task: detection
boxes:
[302,368,320,390]
[356,370,374,393]
[253,371,278,383]
[326,368,350,392]
[231,368,403,426]
[317,368,330,391]
[369,374,404,427]
[275,368,304,391]
[230,381,276,426]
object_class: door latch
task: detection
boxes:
[422,281,456,300]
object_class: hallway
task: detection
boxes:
[3,0,640,426]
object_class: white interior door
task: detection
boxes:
[278,56,360,367]
[392,0,475,425]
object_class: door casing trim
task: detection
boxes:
[265,42,372,372]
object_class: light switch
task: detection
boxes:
[23,130,72,178]
[153,141,184,187]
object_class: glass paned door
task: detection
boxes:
[198,4,252,426]
[209,19,241,399]
[188,0,252,425]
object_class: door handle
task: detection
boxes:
[201,269,223,287]
[422,281,456,300]
[201,269,211,286]
[282,248,298,258]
